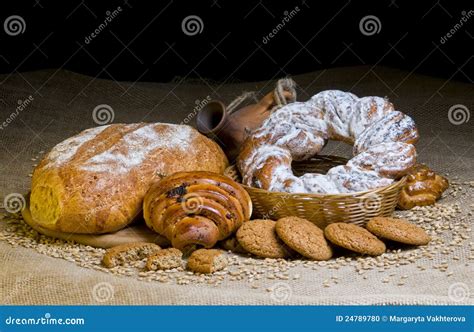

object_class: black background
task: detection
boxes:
[0,0,472,83]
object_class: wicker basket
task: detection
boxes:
[225,156,406,228]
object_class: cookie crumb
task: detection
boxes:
[187,249,228,274]
[146,248,183,271]
[102,242,161,268]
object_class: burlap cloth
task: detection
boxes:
[0,67,472,305]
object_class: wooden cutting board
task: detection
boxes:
[21,194,170,249]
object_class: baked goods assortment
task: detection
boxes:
[24,83,448,278]
[398,164,449,210]
[143,171,252,250]
[98,215,430,272]
[30,123,228,234]
[237,90,418,193]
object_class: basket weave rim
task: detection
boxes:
[226,163,407,198]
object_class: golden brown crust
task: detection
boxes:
[143,171,252,250]
[30,123,228,234]
[102,242,162,268]
[172,216,220,250]
[324,223,386,256]
[276,217,333,260]
[146,248,183,270]
[366,217,431,245]
[187,249,228,274]
[236,219,294,259]
[398,164,449,210]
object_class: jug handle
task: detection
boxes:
[227,78,297,114]
[258,87,295,111]
[226,91,257,115]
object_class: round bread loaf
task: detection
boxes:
[30,123,228,234]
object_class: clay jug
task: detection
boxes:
[196,90,294,162]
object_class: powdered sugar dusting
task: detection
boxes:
[349,96,394,137]
[241,145,291,185]
[308,90,357,139]
[354,111,418,154]
[348,142,417,177]
[253,102,328,160]
[410,181,429,192]
[328,165,393,193]
[300,173,339,193]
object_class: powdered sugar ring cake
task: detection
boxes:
[237,90,419,194]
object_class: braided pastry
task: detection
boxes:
[143,171,252,250]
[237,90,419,193]
[398,164,449,209]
